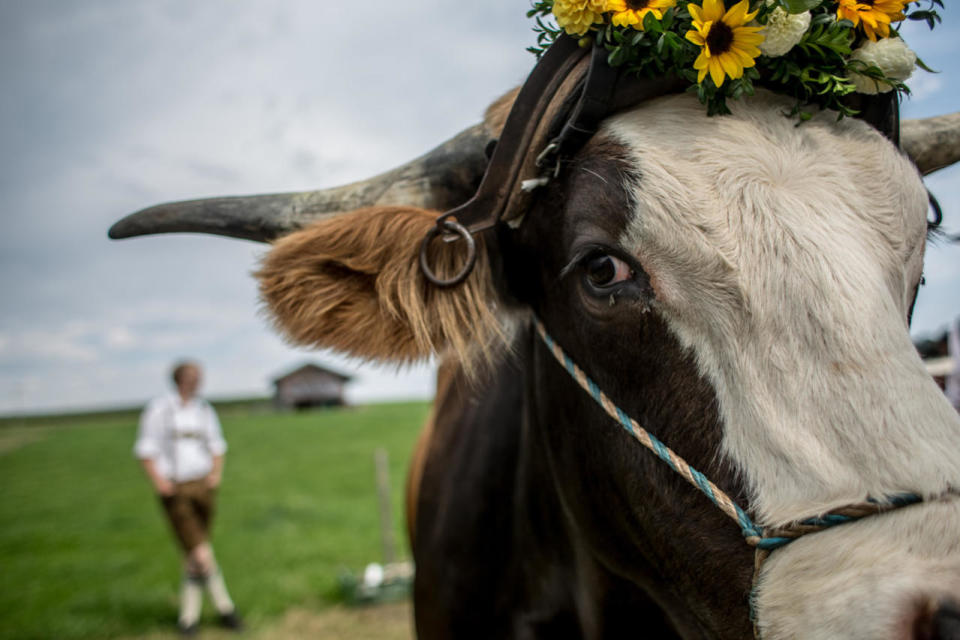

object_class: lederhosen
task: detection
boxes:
[159,407,216,553]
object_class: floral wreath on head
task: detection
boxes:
[528,0,942,118]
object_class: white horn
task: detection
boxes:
[109,124,490,243]
[901,112,960,176]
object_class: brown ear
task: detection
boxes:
[256,206,503,368]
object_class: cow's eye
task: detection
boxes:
[584,253,634,289]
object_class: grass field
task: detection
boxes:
[0,401,430,639]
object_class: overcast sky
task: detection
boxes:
[1,1,958,414]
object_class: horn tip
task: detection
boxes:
[107,206,160,240]
[107,220,133,240]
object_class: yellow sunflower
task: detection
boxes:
[685,0,765,88]
[553,0,606,36]
[605,0,678,30]
[836,0,907,41]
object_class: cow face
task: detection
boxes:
[112,82,960,637]
[503,90,960,638]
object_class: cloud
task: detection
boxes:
[1,1,958,414]
[104,326,137,350]
[907,72,944,102]
[2,327,99,364]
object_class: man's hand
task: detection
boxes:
[205,471,222,490]
[206,454,224,490]
[154,477,175,497]
[141,458,175,496]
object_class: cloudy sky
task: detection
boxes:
[1,2,958,414]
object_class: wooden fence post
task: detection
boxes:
[374,447,396,565]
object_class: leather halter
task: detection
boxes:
[419,35,684,286]
[418,35,899,287]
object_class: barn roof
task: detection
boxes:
[272,362,353,385]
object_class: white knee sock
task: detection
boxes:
[179,574,204,627]
[205,565,235,615]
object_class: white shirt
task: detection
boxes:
[133,393,227,482]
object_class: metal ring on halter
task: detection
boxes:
[419,219,478,287]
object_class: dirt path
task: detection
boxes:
[127,602,413,639]
[257,602,413,640]
[0,427,46,456]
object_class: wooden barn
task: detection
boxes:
[272,363,352,410]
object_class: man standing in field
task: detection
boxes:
[134,360,242,635]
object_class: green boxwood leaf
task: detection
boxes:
[643,11,662,33]
[661,8,675,30]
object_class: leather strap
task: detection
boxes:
[436,35,590,235]
[420,35,899,287]
[440,36,691,237]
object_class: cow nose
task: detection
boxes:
[914,600,960,640]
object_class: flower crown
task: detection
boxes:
[528,0,941,118]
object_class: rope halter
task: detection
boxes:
[532,318,955,574]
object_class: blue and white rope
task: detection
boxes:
[533,319,933,552]
[534,319,765,543]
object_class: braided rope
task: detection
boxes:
[533,319,960,640]
[533,319,949,554]
[754,492,953,550]
[534,320,763,541]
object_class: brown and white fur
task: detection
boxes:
[250,89,960,638]
[604,91,960,638]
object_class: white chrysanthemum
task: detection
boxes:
[757,7,810,57]
[849,37,917,95]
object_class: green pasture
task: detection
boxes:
[0,401,430,639]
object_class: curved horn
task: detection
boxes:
[902,112,960,176]
[108,123,491,243]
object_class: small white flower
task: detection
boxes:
[849,37,917,95]
[757,7,811,57]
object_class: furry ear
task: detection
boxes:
[256,206,503,369]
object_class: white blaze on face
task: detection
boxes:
[604,92,960,639]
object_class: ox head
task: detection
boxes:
[111,49,960,638]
